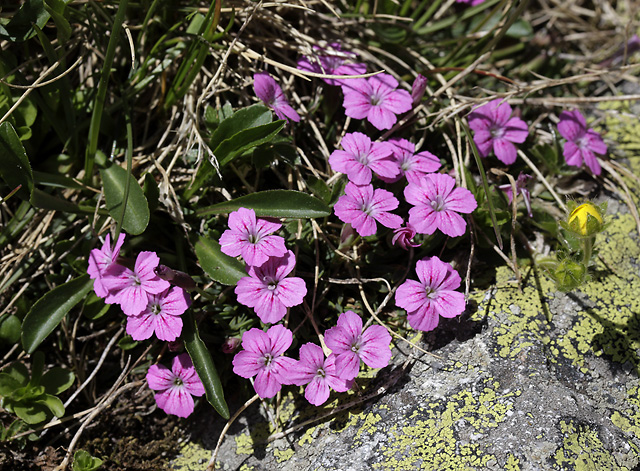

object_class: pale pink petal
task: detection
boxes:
[493,139,518,165]
[503,118,528,143]
[444,187,478,214]
[434,211,468,237]
[240,328,270,355]
[254,369,281,398]
[434,291,466,318]
[233,350,264,378]
[146,364,174,390]
[275,278,307,307]
[395,280,429,312]
[368,106,397,130]
[267,324,293,356]
[334,352,360,380]
[359,325,392,369]
[153,313,183,341]
[305,377,331,406]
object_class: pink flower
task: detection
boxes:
[235,250,307,324]
[341,74,413,130]
[324,311,392,380]
[102,251,171,316]
[298,43,367,86]
[333,182,403,237]
[328,132,399,185]
[467,99,528,165]
[146,353,205,418]
[126,287,191,341]
[499,172,533,217]
[87,233,126,298]
[392,224,420,250]
[380,138,441,184]
[557,109,606,175]
[405,173,477,237]
[288,343,353,406]
[395,256,466,332]
[232,325,296,398]
[253,73,300,123]
[219,207,287,267]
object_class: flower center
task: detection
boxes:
[489,126,505,139]
[316,368,326,379]
[576,136,588,149]
[248,233,260,244]
[173,377,183,387]
[151,303,162,315]
[357,151,370,165]
[350,337,362,353]
[263,353,273,368]
[264,276,278,291]
[370,93,382,106]
[430,195,446,212]
[425,287,437,299]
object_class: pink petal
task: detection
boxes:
[337,310,363,339]
[503,117,528,143]
[240,328,270,355]
[126,313,155,341]
[305,377,331,406]
[275,277,307,308]
[563,142,583,166]
[493,138,518,165]
[434,210,468,237]
[153,313,183,341]
[433,290,466,318]
[367,106,397,130]
[253,73,277,104]
[254,369,282,398]
[360,325,392,368]
[267,324,293,356]
[581,149,602,175]
[334,352,360,380]
[396,280,430,312]
[146,364,174,390]
[232,350,264,378]
[407,309,440,332]
[155,385,195,417]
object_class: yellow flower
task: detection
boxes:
[568,202,604,236]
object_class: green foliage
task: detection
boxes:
[72,450,103,471]
[21,274,94,353]
[195,236,246,286]
[0,122,33,200]
[0,352,74,425]
[100,165,150,235]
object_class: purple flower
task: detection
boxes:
[298,43,367,86]
[324,311,392,380]
[232,325,297,398]
[289,343,353,406]
[219,207,287,267]
[87,233,126,298]
[102,252,171,316]
[146,353,205,418]
[467,99,528,165]
[126,287,191,341]
[235,250,307,324]
[333,182,403,237]
[405,173,477,237]
[380,138,441,184]
[253,73,300,123]
[499,172,533,217]
[557,110,606,176]
[392,224,420,250]
[395,256,466,332]
[341,74,413,130]
[328,132,399,185]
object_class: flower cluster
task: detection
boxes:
[88,233,191,342]
[232,311,391,404]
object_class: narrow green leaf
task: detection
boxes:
[197,190,331,219]
[216,121,284,167]
[41,368,75,395]
[0,122,33,200]
[195,236,246,286]
[0,0,50,41]
[182,312,230,419]
[100,165,150,235]
[22,274,94,353]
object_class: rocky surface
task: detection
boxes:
[171,107,640,471]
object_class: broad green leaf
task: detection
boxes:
[0,373,22,396]
[44,0,72,41]
[195,236,246,286]
[0,315,21,344]
[196,190,331,218]
[73,450,103,471]
[22,274,94,353]
[100,165,150,235]
[305,175,332,204]
[39,394,65,417]
[0,0,50,41]
[2,362,29,386]
[143,173,159,212]
[13,403,48,424]
[41,368,75,395]
[0,122,33,200]
[183,312,229,419]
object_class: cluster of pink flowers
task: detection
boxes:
[232,311,391,405]
[88,233,191,342]
[467,100,607,175]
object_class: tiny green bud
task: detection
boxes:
[554,258,587,291]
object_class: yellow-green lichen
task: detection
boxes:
[552,420,630,470]
[172,442,212,471]
[273,447,295,463]
[611,384,640,437]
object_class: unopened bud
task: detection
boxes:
[568,202,604,237]
[222,338,241,354]
[554,259,587,291]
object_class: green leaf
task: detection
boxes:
[22,274,94,353]
[13,402,48,424]
[0,315,21,344]
[215,120,284,167]
[195,236,246,286]
[196,190,331,218]
[73,450,103,471]
[33,171,83,190]
[100,165,150,235]
[39,394,65,417]
[44,0,72,41]
[41,368,74,395]
[143,173,159,212]
[0,122,33,200]
[182,312,229,419]
[0,373,22,396]
[0,0,50,42]
[305,175,332,204]
[2,362,29,386]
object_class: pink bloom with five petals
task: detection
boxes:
[405,173,477,237]
[126,287,191,341]
[380,138,441,184]
[235,250,307,324]
[324,311,392,381]
[557,109,606,175]
[341,74,413,130]
[395,256,466,332]
[87,233,126,298]
[467,99,528,165]
[102,251,171,316]
[288,343,353,406]
[146,353,205,418]
[232,325,297,398]
[334,182,403,237]
[253,73,300,123]
[219,207,287,267]
[329,132,398,185]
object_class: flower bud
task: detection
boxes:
[222,337,241,354]
[568,202,604,237]
[554,259,587,291]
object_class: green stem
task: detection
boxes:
[582,236,594,267]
